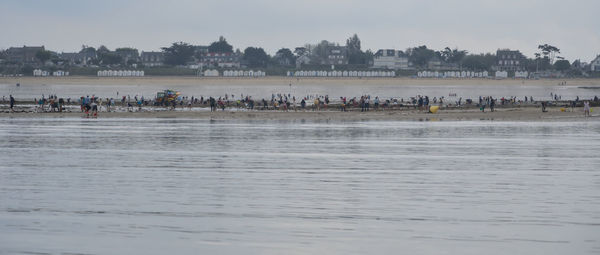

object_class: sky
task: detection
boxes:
[1,0,599,62]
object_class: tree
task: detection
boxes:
[97,45,110,55]
[460,53,496,71]
[538,44,560,64]
[274,48,295,66]
[99,53,122,65]
[312,40,335,64]
[346,34,365,65]
[80,45,96,55]
[243,47,269,68]
[346,34,361,53]
[406,45,435,68]
[364,49,374,65]
[35,50,52,64]
[208,36,233,53]
[161,42,195,66]
[294,47,307,57]
[440,47,467,64]
[345,34,372,65]
[554,59,570,71]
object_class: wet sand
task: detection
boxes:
[1,107,595,122]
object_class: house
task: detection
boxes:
[372,49,409,70]
[494,49,525,71]
[114,48,139,64]
[193,46,209,56]
[323,46,348,65]
[200,52,241,68]
[295,55,311,69]
[60,50,96,66]
[5,46,45,63]
[140,51,164,67]
[591,55,600,71]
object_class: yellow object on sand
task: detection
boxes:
[560,108,566,112]
[430,106,440,113]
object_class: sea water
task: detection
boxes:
[1,118,599,255]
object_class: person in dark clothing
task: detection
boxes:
[58,98,64,112]
[210,97,216,112]
[9,95,15,111]
[541,101,547,112]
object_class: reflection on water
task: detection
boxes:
[1,118,600,255]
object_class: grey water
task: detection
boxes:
[1,118,600,255]
[1,82,599,101]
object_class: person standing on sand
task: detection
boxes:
[480,97,486,112]
[584,101,591,117]
[292,96,297,112]
[210,97,216,112]
[9,95,15,111]
[541,101,547,112]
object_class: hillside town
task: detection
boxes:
[1,35,599,78]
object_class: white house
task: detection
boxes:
[373,49,409,70]
[515,71,529,78]
[591,55,600,71]
[495,71,508,78]
[204,69,219,77]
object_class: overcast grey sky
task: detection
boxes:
[1,0,598,61]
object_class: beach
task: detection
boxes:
[2,76,600,87]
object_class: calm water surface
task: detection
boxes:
[1,118,599,255]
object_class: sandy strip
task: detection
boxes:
[1,107,596,122]
[2,76,600,86]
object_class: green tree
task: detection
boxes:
[554,59,570,71]
[97,45,110,55]
[99,53,122,65]
[35,50,52,64]
[311,40,337,64]
[407,45,435,68]
[440,47,467,64]
[162,42,195,66]
[537,44,560,64]
[460,53,496,71]
[364,49,374,65]
[80,45,96,55]
[274,48,295,66]
[208,36,233,53]
[533,52,552,71]
[243,47,269,68]
[21,64,35,76]
[346,34,365,64]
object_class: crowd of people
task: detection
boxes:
[2,92,599,117]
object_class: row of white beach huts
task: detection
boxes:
[33,69,69,77]
[209,70,267,77]
[97,70,145,77]
[417,70,530,79]
[287,70,396,77]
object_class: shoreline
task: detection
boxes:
[1,107,596,122]
[2,76,600,87]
